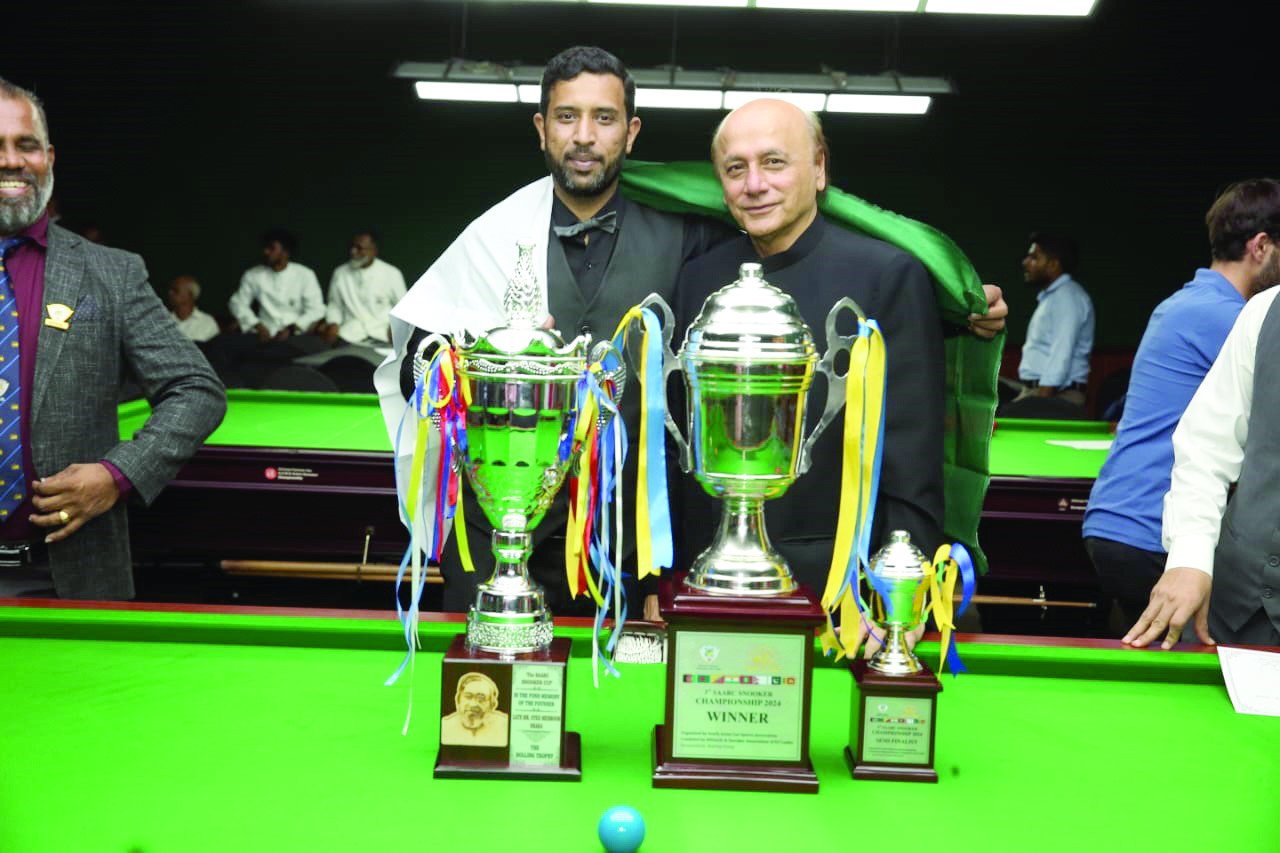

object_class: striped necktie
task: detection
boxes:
[0,237,27,521]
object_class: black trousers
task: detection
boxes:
[1084,536,1166,631]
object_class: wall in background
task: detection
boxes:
[7,0,1272,348]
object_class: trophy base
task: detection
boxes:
[652,572,823,794]
[435,635,581,782]
[847,657,941,783]
[465,609,554,656]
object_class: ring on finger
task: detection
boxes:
[58,509,71,525]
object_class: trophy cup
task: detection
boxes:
[846,530,943,783]
[644,262,864,794]
[433,242,621,781]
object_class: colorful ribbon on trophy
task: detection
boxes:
[817,318,888,661]
[923,542,977,675]
[386,342,473,733]
[609,306,674,579]
[563,350,632,683]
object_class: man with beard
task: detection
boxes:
[378,46,732,620]
[1005,231,1094,411]
[440,672,509,747]
[1085,179,1280,635]
[315,230,406,346]
[0,79,224,598]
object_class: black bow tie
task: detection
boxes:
[553,210,618,239]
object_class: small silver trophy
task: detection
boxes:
[865,530,929,675]
[642,262,862,596]
[436,243,621,655]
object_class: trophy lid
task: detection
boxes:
[681,263,818,364]
[869,530,928,580]
[457,242,588,362]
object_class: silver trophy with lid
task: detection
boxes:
[865,530,929,675]
[423,242,622,654]
[642,262,862,596]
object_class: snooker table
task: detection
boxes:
[980,419,1113,619]
[0,599,1273,853]
[121,394,1112,608]
[119,390,407,572]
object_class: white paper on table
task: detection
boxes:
[1045,439,1114,451]
[1217,646,1280,715]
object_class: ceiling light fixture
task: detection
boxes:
[396,61,951,115]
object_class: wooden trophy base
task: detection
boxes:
[652,572,823,794]
[846,657,941,783]
[434,635,582,782]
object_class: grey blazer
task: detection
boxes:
[35,225,226,599]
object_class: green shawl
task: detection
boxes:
[619,160,1001,571]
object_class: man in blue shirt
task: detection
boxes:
[1084,179,1280,629]
[1010,232,1094,409]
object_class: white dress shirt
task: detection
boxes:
[325,257,406,344]
[1162,286,1279,575]
[171,307,219,342]
[228,262,325,336]
[1018,273,1095,388]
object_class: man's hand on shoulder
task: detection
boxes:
[1122,567,1214,649]
[968,284,1008,340]
[30,463,122,544]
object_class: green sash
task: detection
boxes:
[619,160,1001,571]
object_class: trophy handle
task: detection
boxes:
[411,333,454,416]
[589,339,627,423]
[798,296,867,475]
[638,293,692,473]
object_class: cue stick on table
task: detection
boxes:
[220,561,443,584]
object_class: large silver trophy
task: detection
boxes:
[644,262,862,596]
[450,243,621,654]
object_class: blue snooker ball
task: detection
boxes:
[598,805,645,853]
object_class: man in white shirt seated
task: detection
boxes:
[315,230,406,346]
[228,228,325,344]
[166,274,220,343]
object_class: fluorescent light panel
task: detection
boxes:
[415,81,519,103]
[496,0,1096,10]
[634,88,725,109]
[756,0,918,10]
[722,90,828,111]
[589,0,747,5]
[924,0,1096,14]
[825,93,931,114]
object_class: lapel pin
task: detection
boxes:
[44,303,74,331]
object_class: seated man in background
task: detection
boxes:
[1085,179,1280,631]
[314,229,405,347]
[229,227,325,346]
[1003,231,1093,412]
[166,274,220,343]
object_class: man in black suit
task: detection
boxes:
[0,78,225,599]
[676,98,957,593]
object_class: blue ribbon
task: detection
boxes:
[943,542,977,676]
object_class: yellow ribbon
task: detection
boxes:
[565,384,605,605]
[608,307,660,580]
[818,324,887,659]
[925,544,960,674]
